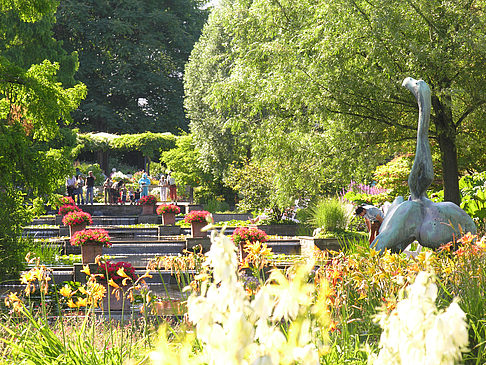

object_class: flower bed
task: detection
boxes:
[70,228,112,247]
[156,204,181,215]
[183,210,212,224]
[138,195,157,206]
[231,226,268,246]
[58,204,81,215]
[62,211,93,227]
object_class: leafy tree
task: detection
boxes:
[160,134,233,204]
[54,0,209,133]
[186,0,486,205]
[0,0,86,279]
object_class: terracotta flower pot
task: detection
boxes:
[142,204,155,215]
[81,243,103,264]
[69,222,87,237]
[162,212,176,225]
[191,221,207,238]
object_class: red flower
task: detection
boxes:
[231,227,268,246]
[70,228,112,247]
[96,260,137,286]
[183,210,212,224]
[156,204,181,215]
[62,211,93,227]
[59,204,81,215]
[138,195,158,206]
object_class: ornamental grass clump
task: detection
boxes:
[58,204,81,215]
[156,204,180,215]
[70,228,112,247]
[138,195,158,205]
[62,211,93,226]
[183,210,212,223]
[231,226,268,245]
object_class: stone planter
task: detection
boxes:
[102,285,125,312]
[190,221,207,238]
[151,299,185,315]
[141,204,155,215]
[69,222,87,237]
[158,225,182,236]
[161,212,176,225]
[81,243,103,264]
[252,224,299,236]
[186,237,211,252]
[300,237,344,259]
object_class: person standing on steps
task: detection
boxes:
[168,172,177,202]
[159,175,168,202]
[85,171,96,205]
[66,174,76,201]
[138,172,151,198]
[75,175,85,205]
[355,204,384,245]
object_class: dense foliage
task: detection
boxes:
[54,0,209,133]
[0,0,86,279]
[185,0,486,206]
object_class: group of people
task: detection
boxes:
[65,171,96,205]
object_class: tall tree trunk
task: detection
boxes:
[431,95,461,205]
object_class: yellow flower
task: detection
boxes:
[108,278,120,289]
[80,265,91,275]
[67,299,77,308]
[78,286,88,295]
[76,297,88,307]
[5,292,23,313]
[117,267,130,278]
[59,285,73,298]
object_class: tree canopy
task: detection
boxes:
[0,0,86,279]
[54,0,209,134]
[185,0,486,205]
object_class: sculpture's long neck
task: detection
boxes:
[408,82,434,200]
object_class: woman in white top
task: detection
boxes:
[159,176,169,202]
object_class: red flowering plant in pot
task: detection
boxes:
[232,227,269,261]
[183,210,212,224]
[184,210,212,238]
[62,211,93,227]
[157,204,181,225]
[156,204,181,215]
[58,204,81,216]
[70,228,112,264]
[70,228,112,247]
[138,195,158,206]
[63,211,93,236]
[139,195,158,215]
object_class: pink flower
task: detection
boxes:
[70,228,112,247]
[231,227,268,246]
[156,204,181,215]
[62,211,93,226]
[183,210,212,223]
[138,195,158,206]
[59,204,82,215]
